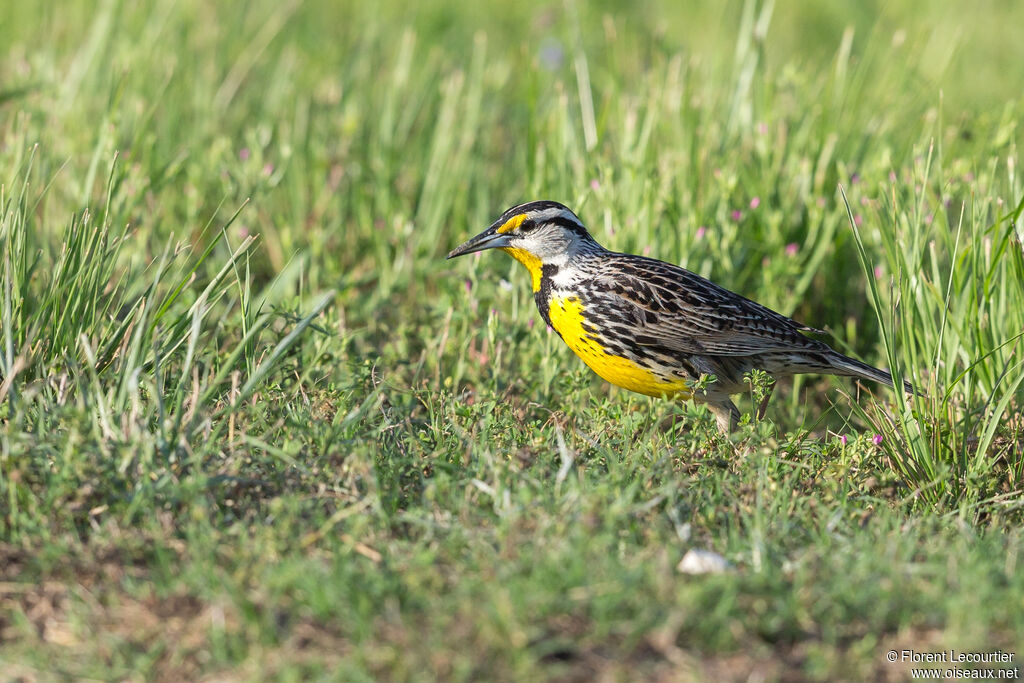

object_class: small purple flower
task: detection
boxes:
[749,197,760,209]
[874,265,884,279]
[731,210,743,221]
[539,39,564,70]
[695,226,707,240]
[854,214,864,226]
[757,122,769,135]
[239,148,251,161]
[850,172,861,184]
[872,433,884,446]
[642,246,651,256]
[263,163,274,177]
[889,171,897,182]
[590,179,600,191]
[785,243,798,257]
[816,197,826,208]
[840,434,848,446]
[464,279,472,294]
[924,213,933,224]
[528,318,535,329]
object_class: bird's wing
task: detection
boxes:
[590,255,826,357]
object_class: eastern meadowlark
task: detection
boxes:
[448,200,912,432]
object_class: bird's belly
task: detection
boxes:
[546,295,692,399]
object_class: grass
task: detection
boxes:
[2,0,1024,679]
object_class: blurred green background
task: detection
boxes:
[2,0,1023,679]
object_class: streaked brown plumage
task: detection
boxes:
[448,200,912,432]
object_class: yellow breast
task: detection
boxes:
[547,295,692,399]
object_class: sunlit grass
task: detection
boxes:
[1,0,1023,679]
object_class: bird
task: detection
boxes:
[447,200,913,433]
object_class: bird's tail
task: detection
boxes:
[829,351,918,395]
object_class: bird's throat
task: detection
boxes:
[500,247,544,292]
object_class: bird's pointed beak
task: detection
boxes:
[446,225,513,259]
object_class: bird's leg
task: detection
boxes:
[755,379,777,421]
[707,400,740,434]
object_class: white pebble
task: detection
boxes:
[677,548,733,575]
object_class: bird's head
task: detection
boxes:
[447,201,598,290]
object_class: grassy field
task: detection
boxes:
[2,0,1024,679]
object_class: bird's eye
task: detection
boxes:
[518,221,538,233]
